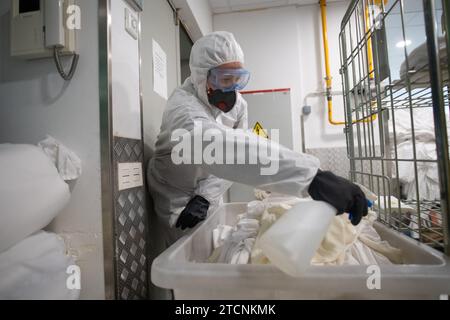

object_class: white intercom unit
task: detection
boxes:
[11,0,76,59]
[10,0,79,80]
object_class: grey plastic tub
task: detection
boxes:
[151,203,450,300]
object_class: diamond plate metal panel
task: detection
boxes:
[307,147,351,179]
[307,147,385,193]
[113,136,148,300]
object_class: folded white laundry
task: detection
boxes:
[216,218,259,265]
[0,231,80,300]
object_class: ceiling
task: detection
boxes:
[208,0,345,14]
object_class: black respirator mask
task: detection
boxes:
[207,88,237,113]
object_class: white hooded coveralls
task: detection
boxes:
[147,31,320,247]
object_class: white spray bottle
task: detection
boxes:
[259,200,336,277]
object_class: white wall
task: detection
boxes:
[214,6,304,152]
[142,0,180,159]
[174,0,213,40]
[297,1,349,149]
[111,0,141,140]
[213,1,352,150]
[0,0,105,299]
[187,0,213,37]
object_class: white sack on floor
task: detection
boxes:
[0,231,80,300]
[0,144,71,253]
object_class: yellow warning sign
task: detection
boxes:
[253,122,269,139]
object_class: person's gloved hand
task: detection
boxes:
[176,195,210,230]
[308,170,368,226]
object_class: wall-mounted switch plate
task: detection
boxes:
[118,162,143,191]
[125,7,138,40]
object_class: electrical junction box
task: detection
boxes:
[10,0,76,60]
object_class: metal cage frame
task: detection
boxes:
[339,0,450,254]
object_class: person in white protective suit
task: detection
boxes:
[147,31,368,259]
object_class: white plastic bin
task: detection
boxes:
[151,203,450,300]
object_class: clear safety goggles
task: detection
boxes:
[208,68,251,92]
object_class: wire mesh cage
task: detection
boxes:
[339,0,450,254]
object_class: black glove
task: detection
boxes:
[308,170,368,226]
[176,195,210,230]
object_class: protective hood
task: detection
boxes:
[189,31,245,110]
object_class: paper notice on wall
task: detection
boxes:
[152,39,168,100]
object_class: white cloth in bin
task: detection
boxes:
[38,135,82,181]
[216,218,259,264]
[213,225,233,249]
[0,231,80,300]
[0,144,71,253]
[236,201,266,221]
[252,194,403,266]
[251,203,292,264]
[246,201,266,219]
[209,194,403,266]
[230,238,255,265]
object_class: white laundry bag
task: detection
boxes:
[0,144,70,253]
[0,231,80,300]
